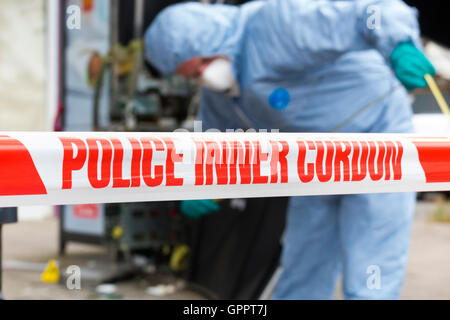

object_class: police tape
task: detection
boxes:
[0,131,449,207]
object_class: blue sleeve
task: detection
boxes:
[253,0,421,72]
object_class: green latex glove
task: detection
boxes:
[180,199,220,219]
[390,41,436,91]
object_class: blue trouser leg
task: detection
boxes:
[272,195,342,299]
[339,192,416,299]
[272,192,415,299]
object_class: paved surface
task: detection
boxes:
[2,200,450,300]
[402,201,450,299]
[1,218,203,300]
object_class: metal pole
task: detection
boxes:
[133,0,144,39]
[0,223,3,300]
[0,207,18,300]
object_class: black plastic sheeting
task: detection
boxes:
[186,198,288,300]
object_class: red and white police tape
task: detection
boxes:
[0,131,449,207]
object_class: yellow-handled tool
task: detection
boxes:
[424,74,450,116]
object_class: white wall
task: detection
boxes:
[0,0,52,220]
[0,0,46,131]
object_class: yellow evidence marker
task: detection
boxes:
[41,259,60,283]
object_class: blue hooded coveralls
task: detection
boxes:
[145,0,420,299]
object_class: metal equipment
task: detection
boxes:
[59,202,185,262]
[60,0,196,268]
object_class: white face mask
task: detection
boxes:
[200,58,237,93]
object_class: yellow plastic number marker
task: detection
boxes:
[424,74,450,116]
[41,260,60,283]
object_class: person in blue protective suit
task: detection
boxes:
[144,0,435,299]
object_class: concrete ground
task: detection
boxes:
[2,199,450,300]
[402,200,450,299]
[1,217,203,300]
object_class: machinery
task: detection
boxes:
[59,202,186,264]
[60,0,198,271]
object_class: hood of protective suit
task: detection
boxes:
[144,2,263,76]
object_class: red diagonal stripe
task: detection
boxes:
[0,135,47,195]
[413,140,450,183]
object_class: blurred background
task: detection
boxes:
[0,0,449,300]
